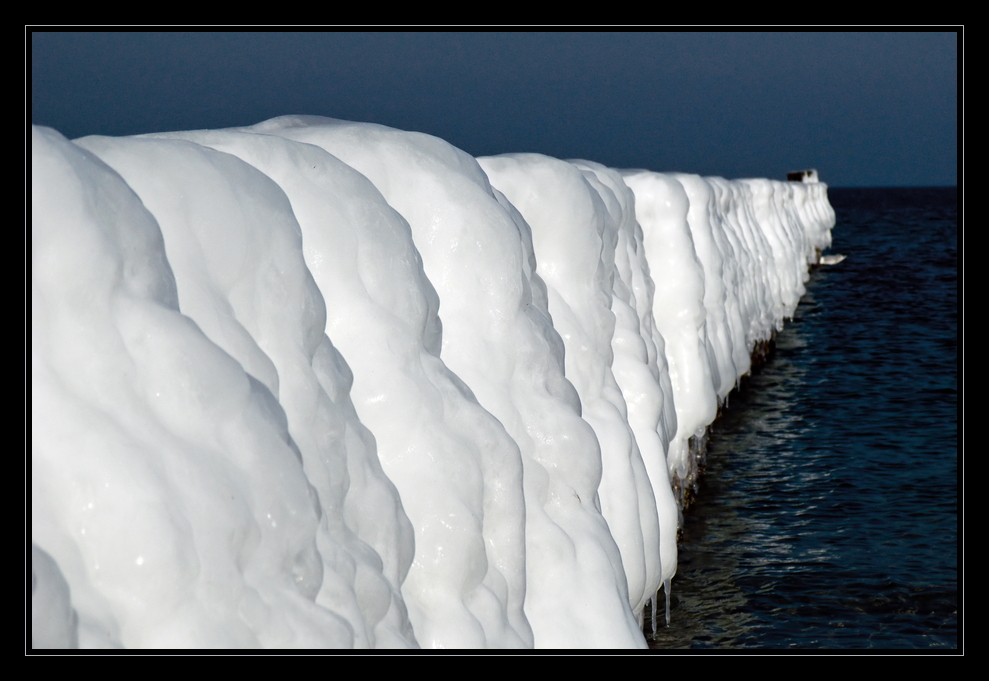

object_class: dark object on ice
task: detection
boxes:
[787,169,819,183]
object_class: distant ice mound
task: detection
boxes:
[31,117,835,648]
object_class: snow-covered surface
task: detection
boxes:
[31,116,835,649]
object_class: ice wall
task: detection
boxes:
[31,117,835,649]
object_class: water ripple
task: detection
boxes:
[647,188,958,650]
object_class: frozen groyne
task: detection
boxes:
[31,117,835,649]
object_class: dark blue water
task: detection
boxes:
[646,187,958,650]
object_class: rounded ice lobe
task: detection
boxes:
[478,154,678,621]
[34,126,415,648]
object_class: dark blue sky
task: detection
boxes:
[30,31,958,187]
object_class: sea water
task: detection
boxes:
[646,187,958,649]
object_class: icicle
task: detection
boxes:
[664,577,672,626]
[650,594,657,637]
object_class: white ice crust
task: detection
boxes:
[31,117,835,649]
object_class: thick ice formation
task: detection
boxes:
[31,117,835,649]
[476,155,678,621]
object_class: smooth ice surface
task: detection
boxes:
[31,118,834,649]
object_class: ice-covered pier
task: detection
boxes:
[31,117,835,649]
